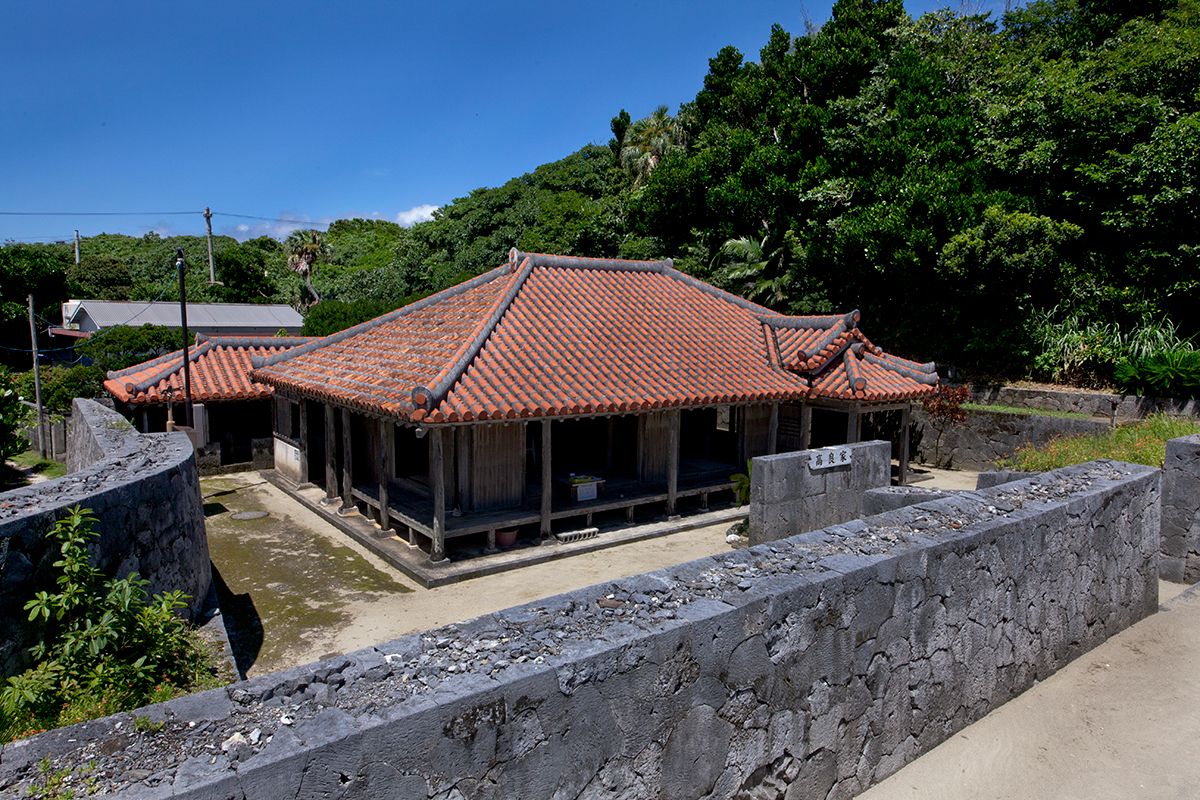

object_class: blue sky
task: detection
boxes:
[1,1,1009,244]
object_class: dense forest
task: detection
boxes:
[2,0,1197,389]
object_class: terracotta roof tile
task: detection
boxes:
[249,250,937,421]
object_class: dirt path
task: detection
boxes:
[202,472,735,677]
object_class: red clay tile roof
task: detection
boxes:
[249,251,937,422]
[104,334,315,405]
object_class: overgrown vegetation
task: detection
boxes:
[961,402,1094,420]
[996,414,1200,471]
[0,366,27,461]
[0,507,226,744]
[920,385,972,467]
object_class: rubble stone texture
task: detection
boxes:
[0,399,210,674]
[1161,434,1200,583]
[913,408,1109,470]
[0,461,1159,800]
[749,441,891,546]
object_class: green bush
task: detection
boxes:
[996,415,1200,472]
[1116,351,1200,399]
[0,507,220,742]
[0,366,28,461]
[16,365,105,414]
[1031,311,1193,388]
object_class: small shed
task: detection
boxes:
[250,250,937,561]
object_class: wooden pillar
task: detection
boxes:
[856,403,863,443]
[605,417,614,473]
[430,427,446,561]
[324,402,337,504]
[845,403,861,445]
[456,426,471,512]
[139,407,148,433]
[540,419,552,538]
[767,402,779,455]
[666,409,680,517]
[298,401,309,484]
[340,407,353,512]
[800,404,812,450]
[899,403,911,486]
[378,418,391,532]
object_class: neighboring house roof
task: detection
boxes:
[105,334,315,405]
[249,250,937,424]
[62,300,304,334]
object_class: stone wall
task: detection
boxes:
[1161,434,1200,583]
[0,460,1160,800]
[749,441,891,546]
[0,399,210,675]
[914,407,1110,470]
[971,384,1199,420]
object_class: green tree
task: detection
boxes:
[285,229,331,305]
[76,324,183,374]
[0,367,28,461]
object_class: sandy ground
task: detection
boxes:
[201,472,735,676]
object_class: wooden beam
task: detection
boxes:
[378,418,390,533]
[456,426,471,512]
[767,402,779,455]
[800,403,812,450]
[899,403,911,486]
[540,419,552,538]
[855,402,863,442]
[298,401,309,484]
[605,417,614,473]
[324,402,337,504]
[430,427,446,561]
[666,409,680,516]
[340,407,353,513]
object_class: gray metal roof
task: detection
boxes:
[67,300,303,332]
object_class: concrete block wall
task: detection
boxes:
[1161,434,1200,583]
[0,399,210,675]
[914,408,1109,470]
[749,440,891,546]
[0,460,1160,800]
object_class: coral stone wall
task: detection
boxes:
[0,399,210,675]
[0,460,1159,800]
[914,407,1110,470]
[1161,434,1200,583]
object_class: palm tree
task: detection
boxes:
[620,105,687,185]
[285,229,329,305]
[713,228,803,310]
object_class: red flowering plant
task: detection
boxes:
[920,385,971,468]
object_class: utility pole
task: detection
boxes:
[73,230,80,264]
[176,249,195,430]
[204,207,219,285]
[27,295,46,458]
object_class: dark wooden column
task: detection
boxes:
[666,409,680,517]
[605,417,614,473]
[340,407,353,513]
[378,418,391,532]
[540,419,552,538]
[323,402,337,504]
[800,403,812,450]
[899,403,911,486]
[298,401,309,484]
[845,402,861,444]
[430,427,446,561]
[767,402,779,455]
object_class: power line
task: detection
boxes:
[0,211,199,216]
[213,212,329,229]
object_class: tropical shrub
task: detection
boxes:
[1115,351,1200,399]
[0,366,28,461]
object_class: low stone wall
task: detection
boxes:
[0,460,1160,800]
[1161,434,1200,583]
[975,470,1044,490]
[749,441,890,546]
[0,400,210,675]
[970,384,1199,420]
[914,407,1109,470]
[863,486,957,515]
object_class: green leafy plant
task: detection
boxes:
[996,414,1200,471]
[0,507,219,742]
[731,459,752,506]
[1115,351,1200,399]
[0,366,29,461]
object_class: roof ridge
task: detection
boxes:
[862,351,939,384]
[412,256,536,414]
[509,248,671,272]
[116,342,216,395]
[659,265,775,316]
[251,263,515,371]
[196,334,315,349]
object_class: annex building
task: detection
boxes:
[250,250,938,562]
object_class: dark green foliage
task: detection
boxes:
[0,367,28,461]
[300,298,407,337]
[66,254,133,301]
[76,324,182,374]
[16,366,105,414]
[0,508,217,742]
[1116,352,1200,398]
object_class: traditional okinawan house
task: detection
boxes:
[249,250,937,562]
[104,333,314,472]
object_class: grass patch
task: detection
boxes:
[962,403,1096,421]
[995,414,1200,471]
[9,450,68,479]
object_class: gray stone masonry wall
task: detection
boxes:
[749,441,890,546]
[0,460,1160,800]
[972,384,1199,420]
[1161,434,1200,583]
[976,471,1045,490]
[863,486,956,516]
[914,407,1109,470]
[0,399,210,675]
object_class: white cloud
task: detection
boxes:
[396,204,438,227]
